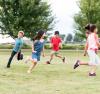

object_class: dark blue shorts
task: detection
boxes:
[32,52,40,61]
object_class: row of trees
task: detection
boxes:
[0,0,100,41]
[0,0,54,39]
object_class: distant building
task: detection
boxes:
[0,34,15,44]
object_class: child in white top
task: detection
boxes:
[74,24,100,76]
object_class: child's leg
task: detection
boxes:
[79,61,88,65]
[89,53,100,75]
[27,60,37,73]
[55,53,65,63]
[7,51,17,68]
[49,51,54,63]
[88,50,98,76]
[74,60,89,69]
[24,56,31,63]
[55,53,63,58]
[90,65,97,74]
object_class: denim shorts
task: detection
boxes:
[32,52,40,61]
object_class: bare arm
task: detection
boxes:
[50,43,53,48]
[42,46,45,57]
[59,43,62,49]
[59,38,62,48]
[95,34,100,47]
[84,41,88,56]
[32,42,36,53]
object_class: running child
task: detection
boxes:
[46,31,65,64]
[25,30,45,73]
[84,24,98,55]
[74,24,90,71]
[7,31,24,68]
[84,24,90,56]
[74,24,100,76]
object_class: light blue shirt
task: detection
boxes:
[13,38,23,52]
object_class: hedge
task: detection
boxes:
[0,43,85,50]
[44,44,85,50]
[0,43,31,49]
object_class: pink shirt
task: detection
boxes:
[87,33,98,50]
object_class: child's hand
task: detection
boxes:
[42,53,45,57]
[50,44,53,48]
[59,45,62,49]
[84,51,87,56]
[32,50,37,53]
[16,52,19,57]
[59,43,62,49]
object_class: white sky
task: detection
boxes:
[48,0,80,35]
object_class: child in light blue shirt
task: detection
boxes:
[7,31,24,68]
[13,38,23,52]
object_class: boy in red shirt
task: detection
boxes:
[46,31,65,64]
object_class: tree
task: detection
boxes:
[66,33,73,42]
[73,33,83,42]
[74,0,100,39]
[0,0,54,39]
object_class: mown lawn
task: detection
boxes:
[0,49,100,94]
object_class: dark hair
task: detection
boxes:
[55,31,59,35]
[85,24,97,32]
[89,24,97,32]
[85,24,91,30]
[33,30,45,41]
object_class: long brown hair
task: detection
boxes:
[33,30,45,41]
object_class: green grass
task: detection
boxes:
[0,49,100,94]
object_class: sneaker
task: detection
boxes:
[27,70,31,74]
[89,73,96,76]
[46,61,50,64]
[24,59,28,64]
[62,57,65,63]
[7,65,10,68]
[73,60,80,69]
[24,57,29,64]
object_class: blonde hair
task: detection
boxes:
[18,31,24,35]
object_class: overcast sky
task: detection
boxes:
[47,0,80,35]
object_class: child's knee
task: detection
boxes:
[51,54,54,58]
[55,54,57,57]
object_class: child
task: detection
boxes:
[25,30,45,73]
[84,24,98,55]
[7,31,24,68]
[46,31,65,64]
[74,24,100,76]
[84,24,90,56]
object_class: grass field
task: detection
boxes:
[0,49,100,94]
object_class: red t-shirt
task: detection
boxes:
[51,36,62,51]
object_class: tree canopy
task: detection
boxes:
[74,0,100,39]
[0,0,54,39]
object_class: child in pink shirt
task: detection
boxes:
[74,24,100,76]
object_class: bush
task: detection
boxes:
[22,43,31,49]
[62,44,84,50]
[44,44,85,50]
[0,44,13,49]
[0,43,85,50]
[44,44,51,49]
[0,43,31,49]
